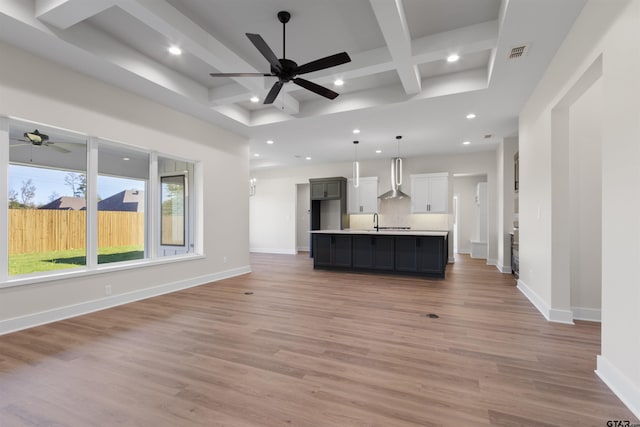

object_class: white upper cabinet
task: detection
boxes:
[347,176,379,214]
[410,173,449,214]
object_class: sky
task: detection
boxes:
[9,164,144,206]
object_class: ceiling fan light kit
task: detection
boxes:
[209,11,351,104]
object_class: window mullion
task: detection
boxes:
[0,117,9,283]
[86,137,98,269]
[148,152,158,259]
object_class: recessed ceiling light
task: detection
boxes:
[463,141,471,145]
[352,129,360,134]
[466,113,476,119]
[334,79,344,86]
[266,140,274,144]
[305,156,312,160]
[123,157,130,161]
[375,150,382,154]
[168,45,182,55]
[447,54,460,63]
[250,96,260,103]
[254,153,260,157]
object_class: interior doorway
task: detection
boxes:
[296,183,310,252]
[550,55,603,323]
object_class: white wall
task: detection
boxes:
[250,151,498,264]
[570,78,602,318]
[519,0,639,417]
[453,175,487,254]
[0,41,250,330]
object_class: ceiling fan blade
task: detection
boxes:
[293,78,339,100]
[246,33,282,73]
[44,143,71,154]
[9,142,29,148]
[264,81,284,104]
[295,52,351,75]
[209,72,274,77]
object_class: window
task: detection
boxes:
[161,175,185,246]
[8,123,87,276]
[2,118,200,281]
[97,140,149,264]
[158,156,194,256]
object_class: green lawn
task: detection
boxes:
[9,245,144,276]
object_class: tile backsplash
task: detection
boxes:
[349,198,450,230]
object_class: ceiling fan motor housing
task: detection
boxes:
[274,58,298,82]
[277,11,291,24]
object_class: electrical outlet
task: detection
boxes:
[104,285,112,296]
[223,256,227,264]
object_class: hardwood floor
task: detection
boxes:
[0,254,636,426]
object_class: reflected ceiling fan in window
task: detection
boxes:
[10,129,72,153]
[209,11,351,104]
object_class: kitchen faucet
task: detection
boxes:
[373,213,379,232]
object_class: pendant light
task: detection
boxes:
[394,135,402,188]
[352,140,360,188]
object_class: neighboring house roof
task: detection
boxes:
[39,196,86,210]
[98,190,144,212]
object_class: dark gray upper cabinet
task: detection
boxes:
[309,177,345,200]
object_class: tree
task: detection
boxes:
[64,172,87,197]
[8,188,22,209]
[19,179,36,207]
[48,191,61,202]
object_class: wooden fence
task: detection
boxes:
[9,210,144,254]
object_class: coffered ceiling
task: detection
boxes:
[0,0,587,169]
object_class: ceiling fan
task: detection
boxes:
[209,11,351,104]
[10,129,71,153]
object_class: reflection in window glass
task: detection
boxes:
[8,125,87,276]
[161,175,185,246]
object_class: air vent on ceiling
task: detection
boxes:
[484,134,493,139]
[508,44,529,60]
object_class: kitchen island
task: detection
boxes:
[311,229,448,278]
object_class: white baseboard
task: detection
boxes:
[548,308,574,324]
[496,263,512,274]
[517,279,574,324]
[250,248,297,255]
[296,246,310,252]
[572,307,601,322]
[0,265,251,336]
[457,250,470,255]
[596,355,640,420]
[486,258,497,266]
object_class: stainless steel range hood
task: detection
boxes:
[378,157,410,200]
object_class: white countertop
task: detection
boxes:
[312,229,449,237]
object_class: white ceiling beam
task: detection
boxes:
[116,0,299,116]
[291,21,497,88]
[411,20,498,64]
[369,0,421,95]
[61,20,209,104]
[209,84,252,106]
[35,0,115,29]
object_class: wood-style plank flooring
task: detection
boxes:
[0,254,637,426]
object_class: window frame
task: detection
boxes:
[160,174,186,247]
[0,117,201,287]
